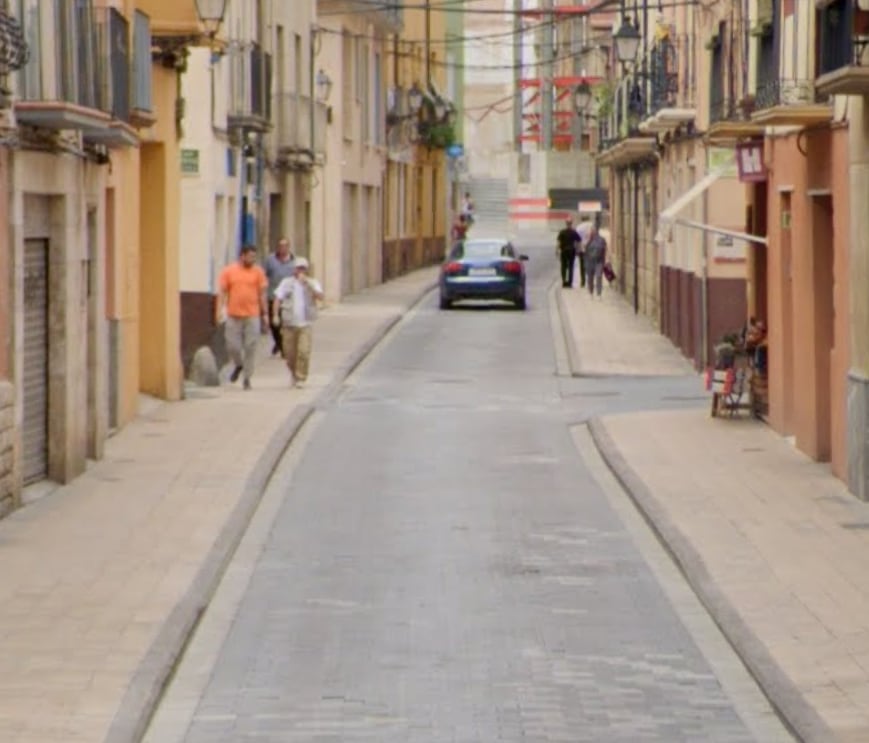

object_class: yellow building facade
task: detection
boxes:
[382,1,450,279]
[0,0,206,512]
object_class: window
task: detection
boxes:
[374,52,383,145]
[342,31,353,139]
[361,42,370,142]
[452,241,513,259]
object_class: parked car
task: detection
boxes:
[439,239,529,310]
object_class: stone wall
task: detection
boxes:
[0,382,15,516]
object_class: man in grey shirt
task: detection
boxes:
[264,237,295,355]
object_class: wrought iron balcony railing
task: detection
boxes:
[754,78,827,109]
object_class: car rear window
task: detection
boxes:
[451,241,512,259]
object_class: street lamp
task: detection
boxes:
[316,69,333,102]
[194,0,228,37]
[574,81,592,114]
[408,83,424,114]
[434,97,446,121]
[614,17,641,64]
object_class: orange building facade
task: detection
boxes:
[749,127,850,479]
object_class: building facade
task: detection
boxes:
[816,0,869,497]
[313,1,396,301]
[510,2,611,230]
[752,0,850,484]
[0,0,211,512]
[176,0,323,369]
[382,0,451,280]
[598,0,749,367]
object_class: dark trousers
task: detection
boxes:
[560,248,576,287]
[577,252,586,286]
[269,317,283,355]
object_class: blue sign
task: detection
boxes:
[446,144,464,159]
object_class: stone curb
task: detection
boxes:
[106,277,437,743]
[587,416,833,743]
[554,286,584,377]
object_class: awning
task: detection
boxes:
[670,218,768,245]
[657,169,767,245]
[659,170,722,223]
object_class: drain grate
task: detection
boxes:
[841,523,869,530]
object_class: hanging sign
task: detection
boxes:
[736,141,767,182]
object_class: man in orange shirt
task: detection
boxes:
[217,245,268,390]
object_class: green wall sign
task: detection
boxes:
[181,149,199,176]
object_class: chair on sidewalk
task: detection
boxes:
[705,342,753,418]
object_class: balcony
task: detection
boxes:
[706,96,765,144]
[275,93,328,166]
[640,38,696,134]
[83,7,139,148]
[597,84,658,167]
[319,1,403,33]
[751,77,832,127]
[15,0,111,132]
[815,0,869,95]
[228,45,273,133]
[130,11,155,128]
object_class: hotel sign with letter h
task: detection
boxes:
[736,141,766,183]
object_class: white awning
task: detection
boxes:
[671,217,768,245]
[656,170,767,246]
[659,170,722,223]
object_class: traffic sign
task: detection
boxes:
[446,143,464,159]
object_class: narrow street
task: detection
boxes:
[144,243,792,742]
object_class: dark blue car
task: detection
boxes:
[439,239,529,310]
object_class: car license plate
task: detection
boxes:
[468,268,496,276]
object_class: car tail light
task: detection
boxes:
[444,262,463,274]
[503,261,522,274]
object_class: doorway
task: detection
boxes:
[22,239,49,485]
[810,194,834,461]
[86,207,99,458]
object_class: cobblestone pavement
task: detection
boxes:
[147,244,792,742]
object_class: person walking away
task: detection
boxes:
[461,192,475,226]
[575,216,594,289]
[585,226,608,298]
[272,257,324,388]
[264,237,295,356]
[556,217,581,288]
[217,245,268,390]
[451,213,469,242]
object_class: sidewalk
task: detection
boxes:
[557,285,869,742]
[557,282,694,376]
[0,267,437,743]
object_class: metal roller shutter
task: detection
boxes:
[22,239,48,485]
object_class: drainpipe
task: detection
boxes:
[425,0,431,87]
[513,0,523,152]
[633,163,639,314]
[310,25,315,157]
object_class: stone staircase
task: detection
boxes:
[465,178,509,226]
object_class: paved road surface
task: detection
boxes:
[145,242,793,742]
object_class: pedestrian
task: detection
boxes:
[556,217,581,288]
[272,257,324,389]
[264,237,296,356]
[461,191,475,226]
[585,225,608,298]
[575,215,594,288]
[217,245,268,390]
[451,213,469,242]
